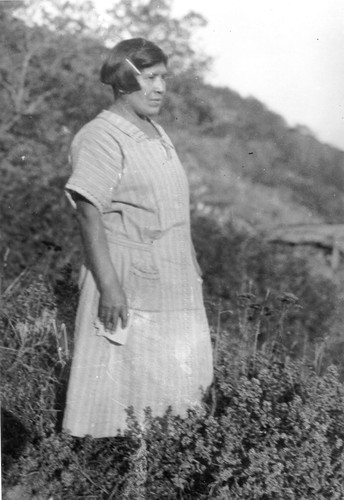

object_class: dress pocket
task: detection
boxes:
[125,251,161,311]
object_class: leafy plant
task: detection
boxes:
[2,263,344,499]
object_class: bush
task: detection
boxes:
[192,214,339,365]
[3,357,344,499]
[1,269,344,499]
[210,354,344,499]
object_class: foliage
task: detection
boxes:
[209,356,344,499]
[11,0,210,74]
[1,271,344,499]
[192,215,340,363]
[104,0,210,74]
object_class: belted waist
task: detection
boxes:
[105,222,189,252]
[106,234,154,252]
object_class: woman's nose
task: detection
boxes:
[153,76,166,92]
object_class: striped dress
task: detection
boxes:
[62,110,213,438]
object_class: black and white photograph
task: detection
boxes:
[1,0,344,498]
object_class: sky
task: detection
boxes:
[95,0,344,151]
[172,0,344,151]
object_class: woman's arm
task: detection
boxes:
[73,193,128,331]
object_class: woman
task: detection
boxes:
[62,38,213,438]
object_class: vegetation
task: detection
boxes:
[2,264,344,499]
[1,0,344,498]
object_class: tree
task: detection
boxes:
[11,0,210,74]
[1,0,210,139]
[105,0,210,74]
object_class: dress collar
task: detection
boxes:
[98,109,164,143]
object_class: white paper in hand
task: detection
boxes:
[94,313,132,345]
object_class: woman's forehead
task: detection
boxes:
[141,63,167,76]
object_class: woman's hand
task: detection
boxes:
[98,282,128,332]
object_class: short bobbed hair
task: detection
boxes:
[100,38,168,98]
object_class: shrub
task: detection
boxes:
[192,214,339,365]
[210,354,344,499]
[2,269,344,499]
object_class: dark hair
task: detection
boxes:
[100,38,168,98]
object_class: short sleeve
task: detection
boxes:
[65,126,123,212]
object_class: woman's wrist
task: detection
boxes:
[98,273,121,294]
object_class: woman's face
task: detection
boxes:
[123,62,168,117]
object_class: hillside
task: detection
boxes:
[2,8,344,283]
[1,2,344,342]
[160,79,344,228]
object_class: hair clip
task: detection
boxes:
[125,58,141,75]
